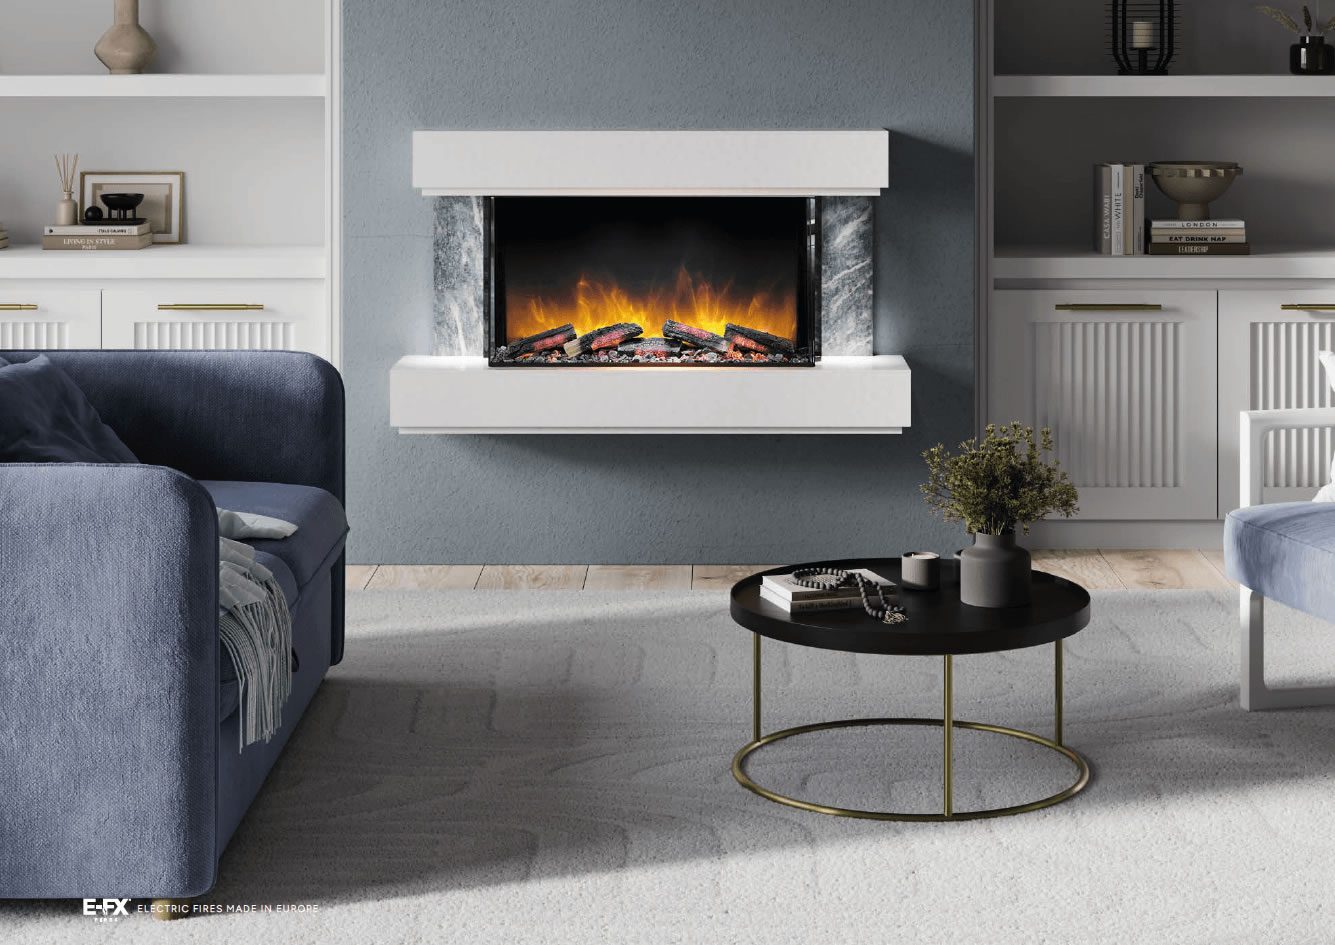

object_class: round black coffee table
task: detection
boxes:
[730,557,1091,821]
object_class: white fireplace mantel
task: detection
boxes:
[390,355,911,435]
[412,130,889,197]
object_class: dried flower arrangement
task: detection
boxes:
[920,423,1079,537]
[1256,4,1335,33]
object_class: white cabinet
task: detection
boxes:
[0,284,101,349]
[101,281,327,354]
[1219,290,1335,513]
[989,289,1219,520]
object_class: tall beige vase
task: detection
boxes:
[95,0,156,75]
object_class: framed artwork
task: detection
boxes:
[80,171,186,244]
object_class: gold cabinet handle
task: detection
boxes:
[157,303,266,312]
[1280,304,1335,312]
[0,304,38,312]
[1054,303,1163,312]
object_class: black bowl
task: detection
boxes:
[100,193,145,212]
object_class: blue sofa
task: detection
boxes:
[0,350,346,899]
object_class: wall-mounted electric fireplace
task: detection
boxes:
[487,196,819,366]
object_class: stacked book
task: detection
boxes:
[1093,163,1146,256]
[1147,219,1250,256]
[42,221,152,251]
[759,568,894,613]
[0,221,8,250]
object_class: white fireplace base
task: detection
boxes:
[389,355,910,434]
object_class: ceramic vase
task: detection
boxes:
[56,191,78,226]
[959,532,1032,608]
[95,0,156,75]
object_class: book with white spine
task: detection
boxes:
[1110,163,1125,256]
[44,222,151,236]
[1150,219,1246,229]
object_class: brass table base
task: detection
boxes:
[731,637,1091,822]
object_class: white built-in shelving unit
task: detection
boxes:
[0,1,340,364]
[980,0,1335,548]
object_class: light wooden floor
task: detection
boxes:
[347,553,1232,592]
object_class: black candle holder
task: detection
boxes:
[1109,0,1177,75]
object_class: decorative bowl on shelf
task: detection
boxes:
[1149,162,1243,220]
[98,192,145,220]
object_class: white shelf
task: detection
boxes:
[0,74,325,98]
[0,244,326,280]
[994,248,1335,281]
[994,74,1335,98]
[390,355,912,434]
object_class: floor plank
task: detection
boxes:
[345,565,378,591]
[367,565,483,590]
[1031,550,1125,590]
[1199,549,1233,585]
[476,565,589,590]
[584,565,692,591]
[691,565,782,590]
[1099,549,1232,591]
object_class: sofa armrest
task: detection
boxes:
[1,350,345,504]
[0,464,220,898]
[1239,407,1335,509]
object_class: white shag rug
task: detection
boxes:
[5,589,1335,945]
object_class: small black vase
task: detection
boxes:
[959,532,1032,608]
[1291,35,1335,75]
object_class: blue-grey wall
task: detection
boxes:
[343,0,975,564]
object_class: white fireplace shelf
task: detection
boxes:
[390,355,911,434]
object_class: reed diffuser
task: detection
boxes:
[54,154,79,226]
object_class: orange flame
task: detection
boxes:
[506,267,796,343]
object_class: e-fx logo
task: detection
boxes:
[82,898,130,921]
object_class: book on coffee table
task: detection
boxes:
[759,568,894,613]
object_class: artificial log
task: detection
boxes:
[505,323,576,356]
[724,322,795,354]
[618,337,681,358]
[662,319,730,354]
[563,322,644,357]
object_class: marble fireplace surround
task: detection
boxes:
[416,130,890,360]
[391,129,910,435]
[432,195,874,359]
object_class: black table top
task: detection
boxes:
[731,558,1090,656]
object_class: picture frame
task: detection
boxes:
[80,171,186,244]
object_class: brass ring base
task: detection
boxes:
[732,717,1091,822]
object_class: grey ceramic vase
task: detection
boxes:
[959,532,1032,608]
[95,0,156,75]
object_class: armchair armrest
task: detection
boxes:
[1239,407,1335,509]
[0,464,220,898]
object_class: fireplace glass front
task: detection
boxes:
[487,196,819,366]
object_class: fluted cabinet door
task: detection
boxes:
[989,289,1218,521]
[0,285,101,349]
[101,281,327,358]
[1219,290,1335,515]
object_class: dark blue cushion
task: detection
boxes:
[1225,502,1335,621]
[0,353,8,364]
[200,480,347,590]
[0,355,138,464]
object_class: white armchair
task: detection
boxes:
[1233,407,1335,710]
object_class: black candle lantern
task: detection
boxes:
[1109,0,1177,75]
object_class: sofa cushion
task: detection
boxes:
[1225,502,1335,621]
[200,480,347,590]
[0,355,138,464]
[218,549,298,721]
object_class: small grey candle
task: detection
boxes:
[900,551,941,591]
